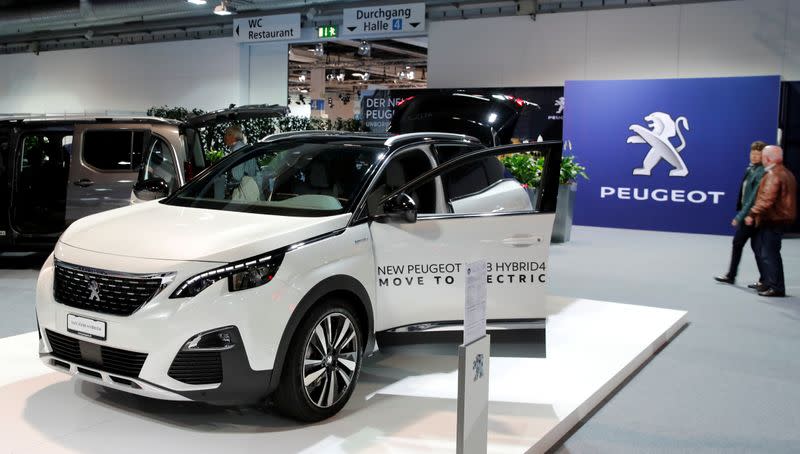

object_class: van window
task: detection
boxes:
[15,132,73,233]
[182,128,206,181]
[83,130,144,171]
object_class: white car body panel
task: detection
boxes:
[60,201,351,263]
[370,212,553,330]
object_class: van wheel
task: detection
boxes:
[273,301,363,422]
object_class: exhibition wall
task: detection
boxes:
[0,38,288,114]
[427,0,800,87]
[565,75,780,235]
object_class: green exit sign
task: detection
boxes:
[317,25,338,39]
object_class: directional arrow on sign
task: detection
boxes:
[235,25,239,36]
[347,26,357,32]
[410,22,420,28]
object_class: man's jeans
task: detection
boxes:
[727,224,763,280]
[758,225,785,294]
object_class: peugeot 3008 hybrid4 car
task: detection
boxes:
[36,129,562,422]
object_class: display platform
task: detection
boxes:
[0,296,686,453]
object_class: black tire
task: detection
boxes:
[273,299,364,422]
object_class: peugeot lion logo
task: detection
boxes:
[88,280,101,302]
[472,353,485,381]
[555,96,565,115]
[627,112,690,177]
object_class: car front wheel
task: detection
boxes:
[273,301,363,421]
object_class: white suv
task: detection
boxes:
[36,128,561,421]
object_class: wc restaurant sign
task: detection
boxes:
[233,14,301,43]
[564,76,780,235]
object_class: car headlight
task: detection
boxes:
[170,252,284,298]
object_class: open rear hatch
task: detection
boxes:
[185,104,289,129]
[388,93,530,146]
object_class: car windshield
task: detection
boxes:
[163,139,383,217]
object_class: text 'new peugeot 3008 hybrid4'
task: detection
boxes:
[36,130,562,421]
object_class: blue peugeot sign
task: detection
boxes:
[564,76,780,235]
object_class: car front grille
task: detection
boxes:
[53,260,174,316]
[46,329,148,378]
[168,351,223,385]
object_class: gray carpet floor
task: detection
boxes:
[0,227,798,453]
[549,226,800,454]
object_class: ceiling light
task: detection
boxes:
[84,30,94,40]
[336,71,345,82]
[406,70,415,80]
[213,1,236,16]
[187,0,207,5]
[313,42,324,57]
[298,72,306,82]
[357,40,371,57]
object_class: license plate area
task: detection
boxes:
[67,314,107,341]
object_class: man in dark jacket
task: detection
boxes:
[715,141,766,285]
[745,145,798,297]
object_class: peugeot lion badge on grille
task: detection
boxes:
[88,280,101,302]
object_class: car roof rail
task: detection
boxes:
[384,132,482,148]
[260,130,391,142]
[0,112,181,125]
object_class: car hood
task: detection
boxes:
[59,201,351,263]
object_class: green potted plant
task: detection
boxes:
[499,153,541,206]
[553,155,588,243]
[500,152,588,243]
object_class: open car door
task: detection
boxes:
[365,141,562,332]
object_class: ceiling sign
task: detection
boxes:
[342,3,426,36]
[233,13,301,43]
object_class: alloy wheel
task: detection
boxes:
[302,312,360,409]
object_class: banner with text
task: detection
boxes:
[360,86,564,141]
[564,76,780,235]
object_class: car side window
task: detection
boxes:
[140,137,177,192]
[82,130,144,171]
[367,148,439,216]
[441,155,531,215]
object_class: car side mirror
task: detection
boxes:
[133,177,169,201]
[382,193,417,223]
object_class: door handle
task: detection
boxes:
[74,178,94,188]
[502,235,543,247]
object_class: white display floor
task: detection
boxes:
[0,296,686,453]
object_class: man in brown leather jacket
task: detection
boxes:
[745,145,797,297]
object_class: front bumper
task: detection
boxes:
[36,243,299,406]
[39,326,272,405]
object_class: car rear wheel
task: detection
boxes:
[273,300,363,421]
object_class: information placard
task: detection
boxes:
[464,260,487,345]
